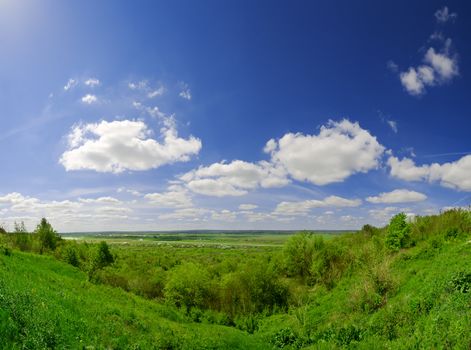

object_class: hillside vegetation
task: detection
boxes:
[0,209,470,349]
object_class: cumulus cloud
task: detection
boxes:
[366,189,427,204]
[273,195,361,216]
[81,94,98,104]
[60,119,202,173]
[435,6,457,23]
[144,185,193,208]
[388,155,471,191]
[268,119,385,185]
[180,160,289,197]
[399,43,459,95]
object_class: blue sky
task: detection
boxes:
[0,0,470,232]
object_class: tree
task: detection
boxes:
[93,241,114,269]
[385,213,411,251]
[34,218,61,253]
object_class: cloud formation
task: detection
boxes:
[366,189,427,204]
[180,160,289,196]
[267,119,385,185]
[388,155,471,191]
[435,6,457,23]
[273,195,361,216]
[60,119,202,173]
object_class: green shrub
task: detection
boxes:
[164,262,213,311]
[64,245,80,267]
[220,259,289,316]
[283,233,324,279]
[310,240,352,288]
[385,213,411,251]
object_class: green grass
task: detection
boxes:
[0,251,267,349]
[1,210,470,349]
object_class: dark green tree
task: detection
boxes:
[93,241,114,269]
[34,218,61,253]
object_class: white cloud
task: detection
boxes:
[81,94,98,104]
[435,6,457,23]
[368,206,399,223]
[400,68,425,95]
[78,196,122,204]
[399,44,458,96]
[60,119,202,173]
[388,156,430,181]
[84,78,100,87]
[238,204,258,210]
[158,208,208,221]
[211,209,236,222]
[269,119,385,185]
[129,80,165,99]
[148,86,165,98]
[64,79,77,91]
[387,120,398,133]
[388,155,471,191]
[128,80,148,90]
[366,189,427,204]
[179,82,191,100]
[424,47,458,81]
[132,102,167,119]
[181,160,289,197]
[273,195,361,216]
[144,185,192,208]
[387,60,399,72]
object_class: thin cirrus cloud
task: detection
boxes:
[273,195,362,216]
[388,155,471,191]
[366,189,427,204]
[59,119,202,173]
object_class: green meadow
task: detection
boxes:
[0,209,470,349]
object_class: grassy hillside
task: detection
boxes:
[0,251,266,349]
[0,209,470,349]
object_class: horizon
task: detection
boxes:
[1,1,470,232]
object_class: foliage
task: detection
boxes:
[385,212,411,250]
[164,262,213,311]
[0,209,470,348]
[34,218,61,253]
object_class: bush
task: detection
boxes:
[64,245,80,267]
[310,240,352,288]
[164,262,213,311]
[283,233,324,279]
[220,259,289,316]
[385,213,411,251]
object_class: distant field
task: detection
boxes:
[62,230,350,248]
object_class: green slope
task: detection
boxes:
[0,251,266,349]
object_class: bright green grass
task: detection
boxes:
[256,240,471,349]
[0,251,267,349]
